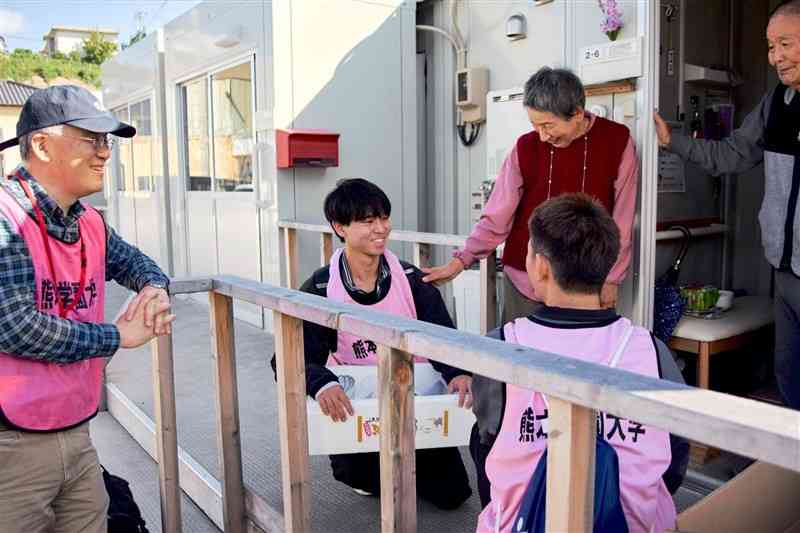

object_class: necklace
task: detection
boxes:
[546,128,589,200]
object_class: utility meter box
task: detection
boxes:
[276,129,339,168]
[456,67,490,123]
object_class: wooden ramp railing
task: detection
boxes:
[149,275,800,533]
[278,220,499,334]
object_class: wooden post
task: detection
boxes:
[412,242,431,269]
[377,345,416,533]
[480,251,498,334]
[698,342,711,389]
[273,311,311,533]
[320,232,334,266]
[151,334,183,533]
[283,227,299,289]
[210,292,246,533]
[545,397,596,533]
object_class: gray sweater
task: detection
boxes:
[667,85,800,275]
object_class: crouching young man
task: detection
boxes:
[272,178,472,509]
[475,194,677,532]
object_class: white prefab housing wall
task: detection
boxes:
[102,0,419,332]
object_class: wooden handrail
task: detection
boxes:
[210,275,800,470]
[151,274,800,533]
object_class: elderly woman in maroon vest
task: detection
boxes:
[423,67,640,507]
[423,66,637,317]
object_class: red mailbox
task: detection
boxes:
[276,129,340,168]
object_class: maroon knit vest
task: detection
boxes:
[502,117,630,271]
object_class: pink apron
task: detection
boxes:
[0,174,106,431]
[326,248,426,365]
[477,316,676,532]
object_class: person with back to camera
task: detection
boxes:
[475,194,679,533]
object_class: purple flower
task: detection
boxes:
[599,0,624,34]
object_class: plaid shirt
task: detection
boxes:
[0,166,169,363]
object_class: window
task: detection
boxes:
[183,78,211,191]
[181,59,254,193]
[113,100,154,192]
[113,106,133,191]
[130,100,154,191]
[211,63,253,192]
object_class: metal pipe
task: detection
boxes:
[416,25,461,55]
[156,28,175,276]
[678,0,686,120]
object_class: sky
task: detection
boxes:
[0,1,204,52]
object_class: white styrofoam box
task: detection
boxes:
[329,363,447,399]
[306,364,476,455]
[307,395,476,455]
[578,37,643,85]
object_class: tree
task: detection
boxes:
[122,29,147,50]
[11,48,34,58]
[82,31,118,65]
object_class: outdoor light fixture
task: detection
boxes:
[505,14,527,41]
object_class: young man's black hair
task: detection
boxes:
[528,192,621,294]
[324,178,391,242]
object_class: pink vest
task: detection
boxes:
[0,183,106,431]
[477,317,676,533]
[326,248,426,365]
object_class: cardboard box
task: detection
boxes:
[672,462,800,533]
[306,364,475,455]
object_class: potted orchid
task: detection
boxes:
[598,0,624,41]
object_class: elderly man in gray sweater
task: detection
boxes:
[654,0,800,409]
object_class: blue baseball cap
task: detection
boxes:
[0,85,136,151]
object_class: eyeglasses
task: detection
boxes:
[49,132,115,151]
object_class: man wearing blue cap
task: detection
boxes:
[0,85,174,533]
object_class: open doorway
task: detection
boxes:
[654,0,784,481]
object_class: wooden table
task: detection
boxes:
[668,296,774,389]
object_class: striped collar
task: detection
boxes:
[339,251,391,298]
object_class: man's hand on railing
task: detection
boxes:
[116,296,175,349]
[317,385,355,422]
[447,375,473,409]
[421,258,465,286]
[123,285,173,336]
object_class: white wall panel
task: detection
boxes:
[216,199,263,327]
